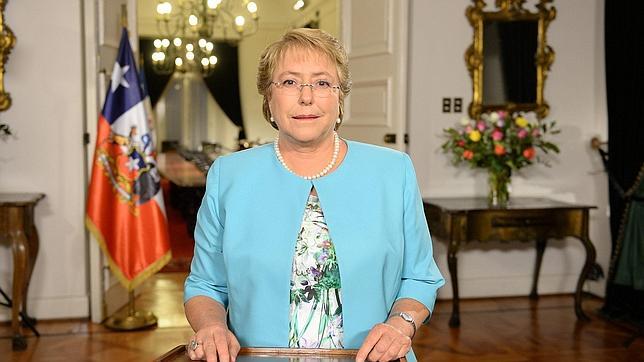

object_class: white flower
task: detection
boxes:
[489,112,500,121]
[459,116,471,126]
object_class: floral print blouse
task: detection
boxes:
[288,192,344,349]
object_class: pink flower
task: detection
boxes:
[492,129,504,141]
[532,128,541,137]
[496,120,505,127]
[517,129,528,139]
[497,110,508,119]
[476,121,486,132]
[465,125,473,134]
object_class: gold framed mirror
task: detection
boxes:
[465,0,556,119]
[0,0,16,112]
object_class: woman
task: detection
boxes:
[184,28,444,362]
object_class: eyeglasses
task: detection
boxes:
[271,79,340,98]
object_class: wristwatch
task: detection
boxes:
[397,312,417,338]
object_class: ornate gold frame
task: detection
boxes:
[465,0,556,119]
[0,0,16,112]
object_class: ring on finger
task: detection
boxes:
[189,339,201,351]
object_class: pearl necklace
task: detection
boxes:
[274,132,340,180]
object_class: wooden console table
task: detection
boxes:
[423,197,596,327]
[0,193,45,350]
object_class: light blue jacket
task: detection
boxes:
[185,140,444,361]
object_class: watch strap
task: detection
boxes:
[397,312,417,339]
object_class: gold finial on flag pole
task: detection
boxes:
[121,4,128,29]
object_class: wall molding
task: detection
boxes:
[0,295,89,322]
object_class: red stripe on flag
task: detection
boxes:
[87,115,171,290]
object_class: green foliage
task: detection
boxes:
[441,111,560,173]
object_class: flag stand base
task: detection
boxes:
[104,290,158,331]
[104,310,158,330]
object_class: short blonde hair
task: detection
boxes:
[256,28,352,130]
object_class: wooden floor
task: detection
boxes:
[1,273,643,361]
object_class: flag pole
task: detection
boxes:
[104,290,158,330]
[101,5,162,331]
[87,5,171,332]
[120,4,128,29]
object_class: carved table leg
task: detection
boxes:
[21,208,39,329]
[530,238,547,300]
[575,236,596,321]
[448,237,461,327]
[575,210,597,321]
[8,207,28,350]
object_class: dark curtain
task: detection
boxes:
[201,42,246,141]
[139,38,173,107]
[138,38,246,140]
[498,20,537,104]
[601,0,644,327]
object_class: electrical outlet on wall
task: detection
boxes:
[442,98,451,113]
[453,98,463,113]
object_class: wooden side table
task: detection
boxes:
[423,197,597,327]
[0,193,45,350]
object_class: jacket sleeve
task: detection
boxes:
[396,153,445,321]
[184,157,229,307]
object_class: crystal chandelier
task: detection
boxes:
[151,0,259,76]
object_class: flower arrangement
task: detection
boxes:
[441,111,560,206]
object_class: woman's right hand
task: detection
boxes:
[187,322,240,362]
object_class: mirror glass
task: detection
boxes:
[482,20,537,106]
[465,0,555,119]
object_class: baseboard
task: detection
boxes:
[0,295,89,322]
[436,274,582,299]
[0,284,146,323]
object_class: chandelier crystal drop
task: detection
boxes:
[274,132,340,180]
[152,0,259,76]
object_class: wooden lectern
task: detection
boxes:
[155,346,406,362]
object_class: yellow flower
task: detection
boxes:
[469,130,481,142]
[515,116,528,128]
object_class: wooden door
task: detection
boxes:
[339,0,409,151]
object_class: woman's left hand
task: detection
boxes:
[355,319,413,362]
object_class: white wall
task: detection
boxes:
[0,1,88,320]
[408,0,611,298]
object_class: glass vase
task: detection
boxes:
[488,168,511,208]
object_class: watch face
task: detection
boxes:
[400,312,413,322]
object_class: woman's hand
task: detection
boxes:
[187,322,240,362]
[355,318,413,362]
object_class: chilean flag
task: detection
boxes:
[86,28,171,291]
